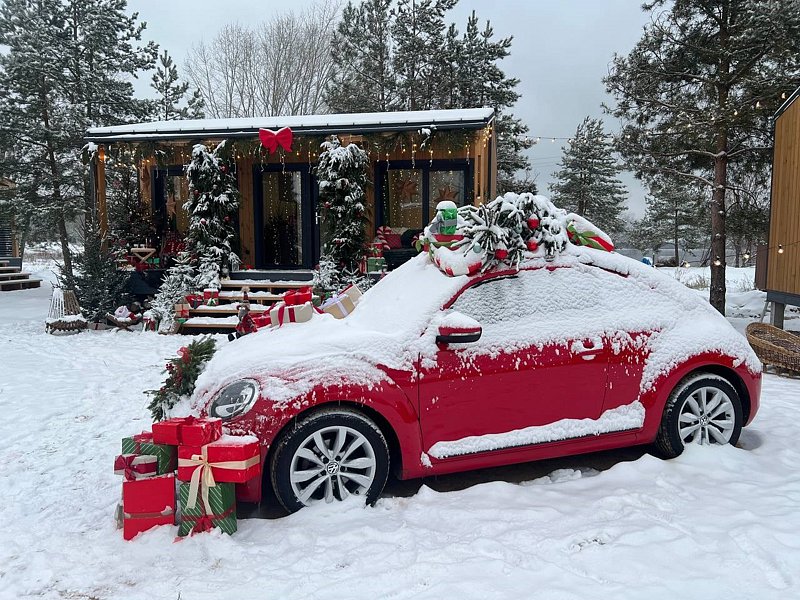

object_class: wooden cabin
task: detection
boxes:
[85,108,496,275]
[760,87,800,327]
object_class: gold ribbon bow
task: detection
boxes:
[178,448,260,514]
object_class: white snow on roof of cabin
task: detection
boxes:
[86,108,495,137]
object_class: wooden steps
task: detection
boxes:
[179,273,314,334]
[0,258,41,292]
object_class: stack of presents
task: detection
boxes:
[174,283,364,337]
[114,416,260,540]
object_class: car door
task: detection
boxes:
[417,267,611,456]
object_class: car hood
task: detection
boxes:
[191,255,470,409]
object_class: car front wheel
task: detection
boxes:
[655,373,743,458]
[270,409,390,513]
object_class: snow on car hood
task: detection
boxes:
[190,247,760,411]
[191,255,469,407]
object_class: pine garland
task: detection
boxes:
[146,337,217,422]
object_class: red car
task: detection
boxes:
[192,249,761,512]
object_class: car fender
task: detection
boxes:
[228,374,425,482]
[636,351,761,443]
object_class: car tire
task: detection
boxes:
[655,373,743,459]
[270,408,390,513]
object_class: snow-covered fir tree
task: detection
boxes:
[184,141,240,291]
[151,252,196,332]
[549,117,628,235]
[150,50,205,121]
[604,0,800,314]
[315,135,369,283]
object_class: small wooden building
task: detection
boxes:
[85,108,496,274]
[760,87,800,327]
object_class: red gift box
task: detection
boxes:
[185,294,203,308]
[283,287,313,306]
[122,474,176,541]
[251,314,271,328]
[114,454,158,481]
[177,435,261,484]
[152,416,222,447]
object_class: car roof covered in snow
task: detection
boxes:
[85,108,495,142]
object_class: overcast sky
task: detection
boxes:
[129,0,653,215]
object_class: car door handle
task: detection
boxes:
[571,337,604,360]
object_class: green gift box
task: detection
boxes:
[121,432,176,475]
[366,257,386,272]
[178,482,237,537]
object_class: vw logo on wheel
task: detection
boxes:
[326,461,340,475]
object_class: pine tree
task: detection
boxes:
[151,50,205,120]
[392,0,457,111]
[106,147,151,244]
[637,177,707,264]
[327,0,398,113]
[604,0,800,314]
[315,135,370,282]
[549,117,628,235]
[0,0,156,285]
[184,141,240,291]
[70,221,130,322]
[152,251,196,332]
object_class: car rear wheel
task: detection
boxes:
[655,373,743,458]
[270,409,390,513]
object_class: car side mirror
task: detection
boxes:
[436,311,482,345]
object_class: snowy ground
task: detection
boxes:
[2,264,800,599]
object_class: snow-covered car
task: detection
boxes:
[190,247,761,512]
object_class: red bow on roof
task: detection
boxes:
[258,127,293,154]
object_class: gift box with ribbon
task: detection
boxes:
[185,294,203,309]
[369,243,384,258]
[177,434,261,484]
[341,283,363,304]
[151,416,222,447]
[320,293,356,320]
[203,289,220,306]
[121,432,176,474]
[177,481,237,537]
[121,473,176,541]
[174,302,190,319]
[269,301,315,327]
[114,454,158,481]
[283,287,313,306]
[366,257,386,273]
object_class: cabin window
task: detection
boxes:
[380,163,470,233]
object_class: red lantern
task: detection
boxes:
[527,217,540,230]
[527,239,539,252]
[495,248,508,260]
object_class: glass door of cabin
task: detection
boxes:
[254,165,313,269]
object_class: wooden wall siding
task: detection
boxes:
[767,98,800,295]
[236,157,256,265]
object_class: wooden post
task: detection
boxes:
[96,144,108,240]
[770,301,786,329]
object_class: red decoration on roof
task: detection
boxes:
[258,127,293,154]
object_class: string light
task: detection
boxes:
[743,252,750,261]
[778,245,784,254]
[713,258,722,266]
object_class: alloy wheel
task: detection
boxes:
[678,385,736,445]
[289,425,377,505]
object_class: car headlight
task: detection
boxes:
[208,380,259,420]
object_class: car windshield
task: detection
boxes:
[346,254,469,336]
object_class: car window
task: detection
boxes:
[449,265,641,347]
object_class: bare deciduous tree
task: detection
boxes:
[186,1,339,118]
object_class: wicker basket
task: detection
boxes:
[745,322,800,372]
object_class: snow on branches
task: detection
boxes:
[315,135,369,283]
[421,192,613,277]
[184,141,240,290]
